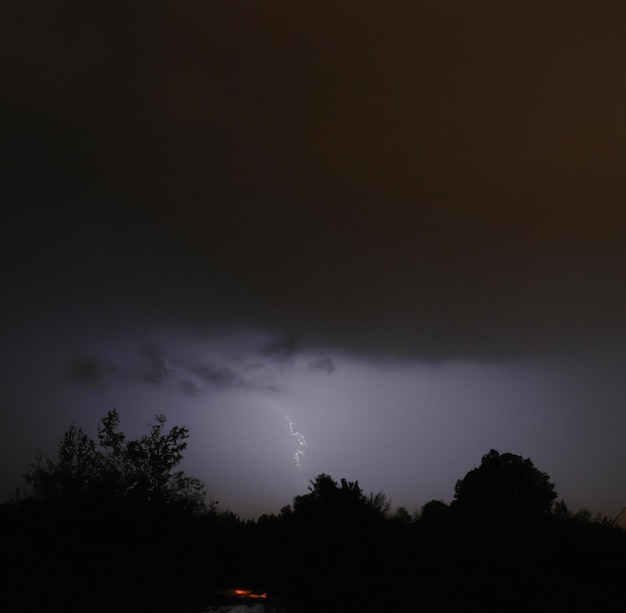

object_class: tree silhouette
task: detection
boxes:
[292,473,390,523]
[420,499,451,525]
[24,409,206,513]
[453,449,557,522]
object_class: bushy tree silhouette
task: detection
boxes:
[292,473,390,523]
[420,499,451,525]
[24,409,206,513]
[453,449,557,522]
[264,474,393,612]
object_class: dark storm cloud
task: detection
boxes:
[309,356,336,375]
[141,345,245,393]
[2,0,625,362]
[133,334,335,399]
[67,356,117,388]
[190,362,242,390]
[260,333,299,363]
[142,346,171,386]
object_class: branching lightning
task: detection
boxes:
[261,398,310,470]
[288,416,308,468]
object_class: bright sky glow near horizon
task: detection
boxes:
[2,1,626,519]
[3,323,623,519]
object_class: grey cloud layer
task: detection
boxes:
[66,333,335,398]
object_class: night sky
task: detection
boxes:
[2,1,625,519]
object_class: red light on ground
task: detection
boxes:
[220,588,268,599]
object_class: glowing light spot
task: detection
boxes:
[225,588,268,599]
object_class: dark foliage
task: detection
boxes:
[291,473,390,524]
[6,411,216,612]
[4,429,626,613]
[23,409,207,514]
[452,448,558,523]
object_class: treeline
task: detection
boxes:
[2,412,625,612]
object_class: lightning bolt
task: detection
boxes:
[260,398,310,470]
[288,416,308,468]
